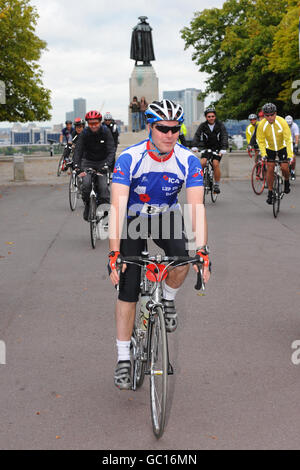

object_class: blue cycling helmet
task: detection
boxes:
[145,99,184,124]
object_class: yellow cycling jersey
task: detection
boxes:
[256,115,293,159]
[245,123,256,144]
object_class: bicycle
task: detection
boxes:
[116,244,205,438]
[48,138,56,157]
[200,149,219,204]
[68,166,82,211]
[86,165,111,249]
[270,159,286,218]
[57,143,72,177]
[251,156,267,195]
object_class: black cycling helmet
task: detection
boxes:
[262,103,277,114]
[65,120,72,125]
[204,107,216,116]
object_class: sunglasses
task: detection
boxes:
[154,124,181,134]
[264,113,275,117]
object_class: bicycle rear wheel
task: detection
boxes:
[69,172,78,211]
[89,196,97,249]
[149,306,168,439]
[251,162,266,195]
[272,175,281,218]
[57,155,64,177]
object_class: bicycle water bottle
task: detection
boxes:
[139,294,150,331]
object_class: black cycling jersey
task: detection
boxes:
[103,121,119,148]
[73,125,115,169]
[192,120,228,152]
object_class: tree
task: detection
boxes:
[181,0,297,119]
[0,0,51,122]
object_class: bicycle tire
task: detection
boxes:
[203,169,209,205]
[149,306,168,439]
[272,175,281,218]
[251,162,266,195]
[210,171,218,203]
[132,326,146,390]
[69,172,78,211]
[57,155,64,177]
[89,196,97,249]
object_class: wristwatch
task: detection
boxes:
[196,245,210,255]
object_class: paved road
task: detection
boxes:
[0,180,299,450]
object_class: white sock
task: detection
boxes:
[162,282,179,301]
[116,339,131,362]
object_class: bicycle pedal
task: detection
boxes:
[168,363,174,375]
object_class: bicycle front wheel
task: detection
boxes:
[69,173,78,211]
[272,176,281,218]
[149,306,168,439]
[251,162,266,195]
[89,196,97,249]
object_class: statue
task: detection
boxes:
[130,16,155,66]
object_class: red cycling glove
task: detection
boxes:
[196,250,210,268]
[108,251,121,274]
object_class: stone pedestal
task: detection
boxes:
[128,65,159,131]
[13,155,25,181]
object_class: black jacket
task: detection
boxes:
[73,125,115,169]
[192,120,228,151]
[103,121,119,148]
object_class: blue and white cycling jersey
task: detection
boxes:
[112,139,203,216]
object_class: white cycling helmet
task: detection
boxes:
[104,112,113,120]
[145,99,184,124]
[248,114,257,120]
[285,115,293,126]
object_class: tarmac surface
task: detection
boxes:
[0,178,300,450]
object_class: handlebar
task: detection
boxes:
[116,254,206,291]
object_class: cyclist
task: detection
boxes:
[249,110,264,149]
[103,112,119,170]
[62,118,86,168]
[59,120,74,144]
[191,107,228,194]
[73,110,115,221]
[256,103,293,204]
[246,114,259,160]
[285,115,299,181]
[179,122,188,147]
[107,99,211,390]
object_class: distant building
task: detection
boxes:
[73,98,86,119]
[66,111,75,122]
[163,88,204,128]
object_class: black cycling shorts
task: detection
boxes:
[201,150,222,162]
[118,211,188,303]
[266,148,288,161]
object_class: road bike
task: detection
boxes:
[68,167,82,211]
[57,143,72,177]
[201,150,219,204]
[271,159,286,218]
[86,165,111,249]
[251,156,267,195]
[116,245,205,438]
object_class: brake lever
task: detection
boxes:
[194,262,205,291]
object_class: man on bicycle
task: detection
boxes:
[191,107,228,194]
[73,110,115,221]
[256,103,293,204]
[107,99,211,390]
[59,120,74,144]
[285,115,299,181]
[246,114,260,160]
[63,118,85,169]
[102,112,119,171]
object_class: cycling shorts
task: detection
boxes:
[118,211,188,303]
[201,150,222,162]
[266,148,288,161]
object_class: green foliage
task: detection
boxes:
[181,0,298,119]
[0,0,51,122]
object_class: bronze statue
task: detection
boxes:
[130,16,155,66]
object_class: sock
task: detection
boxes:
[162,282,179,301]
[116,339,131,362]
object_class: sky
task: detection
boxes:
[11,0,225,126]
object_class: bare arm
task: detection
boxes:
[186,186,207,248]
[109,183,130,252]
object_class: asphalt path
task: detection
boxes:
[0,179,300,450]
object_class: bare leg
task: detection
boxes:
[115,300,136,341]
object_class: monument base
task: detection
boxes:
[128,65,159,131]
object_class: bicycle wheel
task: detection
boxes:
[251,162,266,195]
[89,196,97,249]
[203,170,209,205]
[149,306,168,439]
[272,176,281,218]
[210,170,218,203]
[131,326,146,390]
[57,155,64,177]
[69,172,78,211]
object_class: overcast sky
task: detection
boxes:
[23,0,224,126]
